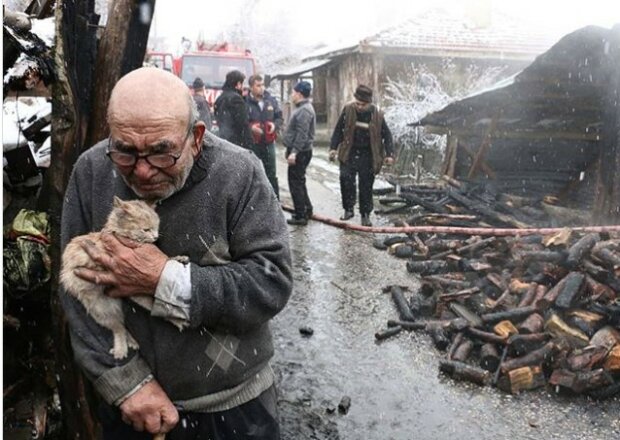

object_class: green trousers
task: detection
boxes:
[251,142,279,199]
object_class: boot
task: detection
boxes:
[287,216,308,226]
[361,214,372,227]
[340,210,354,221]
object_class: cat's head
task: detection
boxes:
[105,197,160,243]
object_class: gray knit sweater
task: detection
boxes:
[60,131,292,410]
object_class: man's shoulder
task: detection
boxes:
[75,141,109,171]
[204,132,261,168]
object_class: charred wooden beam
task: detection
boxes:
[447,188,529,228]
[516,313,545,335]
[390,286,416,322]
[501,341,559,373]
[479,343,501,372]
[584,275,616,303]
[428,324,451,351]
[439,360,491,386]
[449,303,483,327]
[447,332,465,360]
[565,233,599,269]
[406,260,452,276]
[517,283,537,308]
[544,314,589,349]
[466,327,507,345]
[481,305,539,325]
[451,338,474,363]
[497,365,546,394]
[553,272,585,310]
[375,325,402,341]
[549,368,614,393]
[565,310,607,338]
[507,333,550,357]
[438,287,480,302]
[567,346,609,371]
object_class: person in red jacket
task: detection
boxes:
[246,74,283,198]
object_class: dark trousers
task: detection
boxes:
[100,385,280,440]
[252,143,279,199]
[287,150,313,219]
[340,152,375,215]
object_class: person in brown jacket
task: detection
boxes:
[329,85,394,226]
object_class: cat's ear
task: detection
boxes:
[113,196,124,208]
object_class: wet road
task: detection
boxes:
[270,145,620,440]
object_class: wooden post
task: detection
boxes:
[85,0,157,146]
[467,114,499,180]
[593,25,620,223]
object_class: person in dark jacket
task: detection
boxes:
[214,70,253,149]
[192,77,212,131]
[61,67,292,439]
[246,74,283,198]
[329,85,394,227]
[283,81,315,226]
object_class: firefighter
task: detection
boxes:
[246,74,283,198]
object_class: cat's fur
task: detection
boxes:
[60,197,161,359]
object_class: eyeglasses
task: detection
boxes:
[106,124,194,169]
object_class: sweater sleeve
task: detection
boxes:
[60,154,152,405]
[187,158,293,333]
[330,110,346,150]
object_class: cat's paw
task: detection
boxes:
[127,334,139,350]
[172,255,190,264]
[110,344,128,360]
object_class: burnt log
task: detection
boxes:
[501,341,559,373]
[584,275,616,303]
[517,313,545,335]
[545,314,590,348]
[493,320,519,339]
[428,324,451,351]
[400,192,448,214]
[479,343,501,372]
[438,287,480,302]
[447,188,528,228]
[449,303,483,327]
[516,250,567,265]
[591,242,620,271]
[409,292,435,317]
[565,310,607,338]
[553,272,585,310]
[497,365,546,394]
[423,275,469,289]
[583,260,620,291]
[464,293,493,316]
[375,326,403,341]
[590,326,620,351]
[466,327,507,345]
[481,305,539,325]
[390,286,416,322]
[386,320,426,331]
[447,332,465,360]
[517,283,538,308]
[507,333,550,357]
[566,346,609,371]
[549,368,614,393]
[406,260,452,276]
[604,345,620,373]
[439,360,491,386]
[565,233,599,269]
[451,338,474,362]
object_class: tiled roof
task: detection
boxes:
[306,8,561,61]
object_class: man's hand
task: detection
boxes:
[251,123,263,136]
[265,121,275,134]
[120,380,179,435]
[328,150,337,162]
[74,233,168,298]
[384,156,395,166]
[287,153,297,166]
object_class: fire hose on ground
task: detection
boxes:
[281,204,620,236]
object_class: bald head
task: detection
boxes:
[107,67,193,131]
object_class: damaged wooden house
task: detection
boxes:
[413,25,620,225]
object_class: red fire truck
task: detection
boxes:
[145,42,257,109]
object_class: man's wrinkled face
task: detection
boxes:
[251,80,265,99]
[354,99,370,112]
[109,118,199,201]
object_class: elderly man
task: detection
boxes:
[60,68,292,439]
[329,84,394,227]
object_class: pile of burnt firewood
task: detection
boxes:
[375,177,585,228]
[375,231,620,398]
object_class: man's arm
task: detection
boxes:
[381,117,394,157]
[272,96,284,131]
[330,110,346,150]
